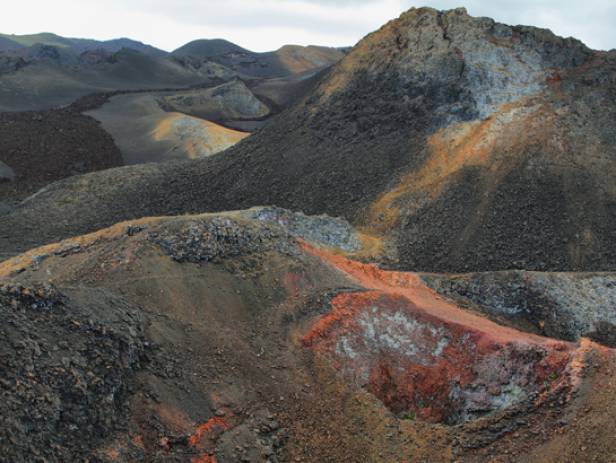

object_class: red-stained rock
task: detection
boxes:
[189,416,232,447]
[301,243,580,424]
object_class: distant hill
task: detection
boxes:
[275,44,348,74]
[172,38,249,58]
[0,32,344,111]
[0,36,24,51]
[0,32,167,56]
[172,39,345,78]
[0,48,231,112]
[94,38,167,57]
[0,32,73,48]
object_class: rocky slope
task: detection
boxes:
[0,34,342,201]
[2,8,616,462]
[1,209,615,462]
[0,79,267,207]
[221,6,616,273]
[2,8,614,272]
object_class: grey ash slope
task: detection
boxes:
[1,7,615,273]
[84,80,267,165]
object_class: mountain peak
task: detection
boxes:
[172,38,249,58]
[320,6,591,121]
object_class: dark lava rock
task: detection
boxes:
[147,215,299,263]
[422,271,616,346]
[0,102,123,202]
[0,282,147,462]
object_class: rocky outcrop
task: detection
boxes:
[243,206,362,252]
[146,214,299,263]
[0,54,26,74]
[423,271,616,346]
[78,48,116,65]
[158,80,270,121]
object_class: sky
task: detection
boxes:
[1,0,615,52]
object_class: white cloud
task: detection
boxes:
[0,1,613,52]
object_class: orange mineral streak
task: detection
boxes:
[102,447,121,460]
[189,416,231,447]
[283,272,305,299]
[152,113,248,159]
[301,242,568,348]
[366,99,545,233]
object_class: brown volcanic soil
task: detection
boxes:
[1,210,615,462]
[1,8,615,272]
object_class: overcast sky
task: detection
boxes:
[1,0,614,52]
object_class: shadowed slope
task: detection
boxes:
[0,102,123,204]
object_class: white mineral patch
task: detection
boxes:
[332,307,451,366]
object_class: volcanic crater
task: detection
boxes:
[2,5,616,463]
